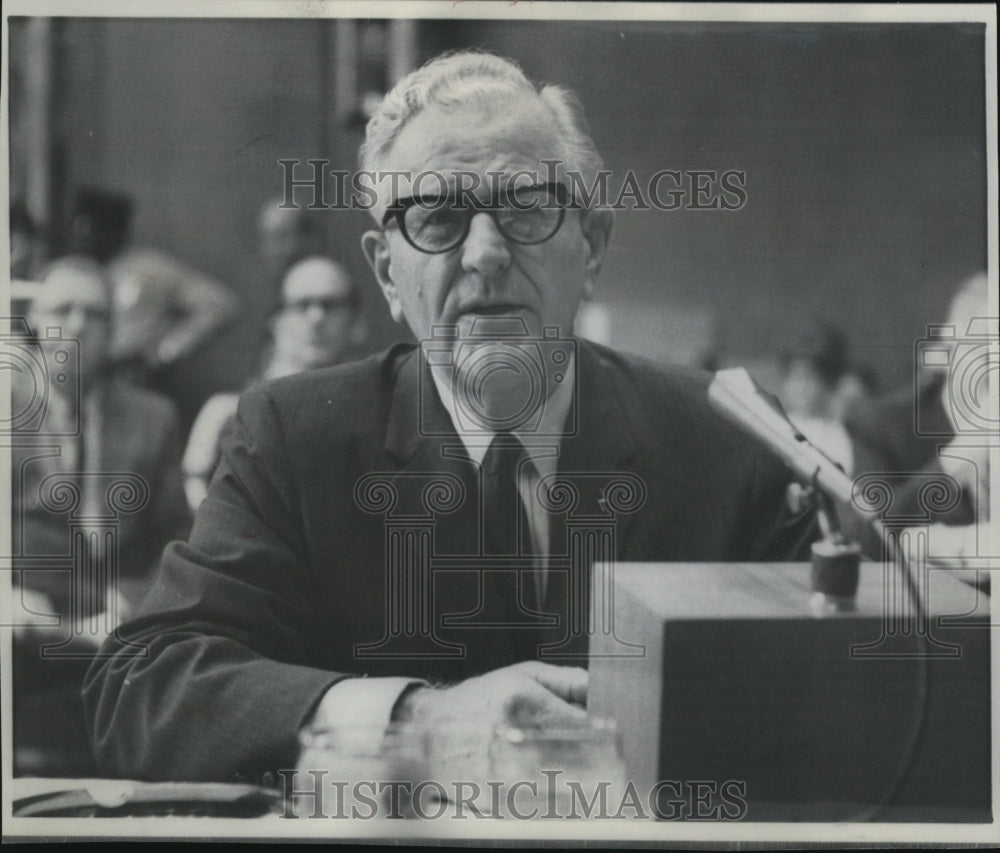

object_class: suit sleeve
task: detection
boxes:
[83,384,350,783]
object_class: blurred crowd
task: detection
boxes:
[773,280,991,572]
[8,188,365,777]
[6,187,992,777]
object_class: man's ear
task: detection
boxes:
[579,207,613,302]
[361,229,404,323]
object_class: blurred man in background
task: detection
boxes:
[182,255,360,511]
[847,273,988,476]
[854,272,994,588]
[849,272,990,524]
[11,256,191,775]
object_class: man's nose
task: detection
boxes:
[460,213,511,277]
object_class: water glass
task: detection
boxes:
[488,717,627,819]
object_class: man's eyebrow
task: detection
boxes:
[395,189,500,206]
[392,179,558,209]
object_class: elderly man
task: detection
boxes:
[11,256,190,775]
[85,51,812,784]
[182,255,359,511]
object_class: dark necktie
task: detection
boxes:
[482,432,531,558]
[481,432,543,663]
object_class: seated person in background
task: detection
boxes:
[68,186,240,384]
[886,272,991,589]
[182,256,359,512]
[903,375,991,591]
[11,256,191,776]
[85,50,816,785]
[849,272,990,528]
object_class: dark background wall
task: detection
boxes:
[8,17,987,418]
[427,21,986,386]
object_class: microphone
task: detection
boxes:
[707,367,855,505]
[708,367,929,620]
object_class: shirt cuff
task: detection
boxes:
[305,677,425,734]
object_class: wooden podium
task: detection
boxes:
[588,562,992,822]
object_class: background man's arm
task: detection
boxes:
[157,255,240,366]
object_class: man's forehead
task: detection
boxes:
[284,267,352,298]
[374,97,565,198]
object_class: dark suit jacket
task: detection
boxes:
[84,341,813,782]
[11,377,191,776]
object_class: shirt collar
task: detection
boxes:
[428,351,575,470]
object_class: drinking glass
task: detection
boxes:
[488,717,627,819]
[294,723,425,819]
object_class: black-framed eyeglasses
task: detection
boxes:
[381,182,573,255]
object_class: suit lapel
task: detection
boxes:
[381,351,489,674]
[382,348,480,546]
[382,348,477,534]
[556,342,640,558]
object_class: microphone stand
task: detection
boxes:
[803,480,862,615]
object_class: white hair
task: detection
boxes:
[360,50,605,191]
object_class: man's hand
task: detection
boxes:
[395,661,588,782]
[399,661,587,725]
